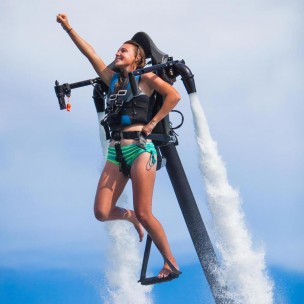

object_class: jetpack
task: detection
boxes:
[54,32,233,304]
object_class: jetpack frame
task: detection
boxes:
[54,32,233,304]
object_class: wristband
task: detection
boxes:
[66,28,73,33]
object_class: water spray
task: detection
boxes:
[189,92,274,303]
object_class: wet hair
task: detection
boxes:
[115,40,146,92]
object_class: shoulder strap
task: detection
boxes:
[108,74,142,104]
[109,73,120,94]
[109,74,141,92]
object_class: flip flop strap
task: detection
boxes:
[164,257,181,275]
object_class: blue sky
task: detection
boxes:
[1,0,303,303]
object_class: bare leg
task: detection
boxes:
[94,160,144,241]
[131,153,179,278]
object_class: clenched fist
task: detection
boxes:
[56,13,71,31]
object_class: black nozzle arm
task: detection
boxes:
[69,77,101,89]
[55,60,196,111]
[55,77,101,93]
[130,60,196,94]
[132,60,182,76]
[54,77,101,110]
[173,62,196,94]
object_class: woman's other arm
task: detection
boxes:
[140,73,181,135]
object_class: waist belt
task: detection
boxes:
[110,131,172,143]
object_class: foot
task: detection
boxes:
[125,210,144,242]
[158,261,180,278]
[133,219,144,242]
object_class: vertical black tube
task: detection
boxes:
[160,143,228,304]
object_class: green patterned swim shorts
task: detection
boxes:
[107,142,157,168]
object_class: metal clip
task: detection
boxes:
[137,132,147,149]
[109,90,127,102]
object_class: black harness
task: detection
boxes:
[100,75,153,138]
[100,74,174,176]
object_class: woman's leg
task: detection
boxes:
[131,153,179,278]
[94,160,144,241]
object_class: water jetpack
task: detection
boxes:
[54,32,234,304]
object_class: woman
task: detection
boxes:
[56,13,181,279]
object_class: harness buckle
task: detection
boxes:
[111,131,122,141]
[108,90,127,102]
[107,89,127,114]
[136,132,147,149]
[114,98,123,108]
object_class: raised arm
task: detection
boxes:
[140,73,181,136]
[56,13,114,86]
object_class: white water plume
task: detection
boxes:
[103,204,153,304]
[97,113,153,304]
[189,93,274,303]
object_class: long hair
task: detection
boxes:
[115,40,146,92]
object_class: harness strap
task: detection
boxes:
[114,141,131,177]
[100,119,111,140]
[100,75,141,140]
[110,131,172,143]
